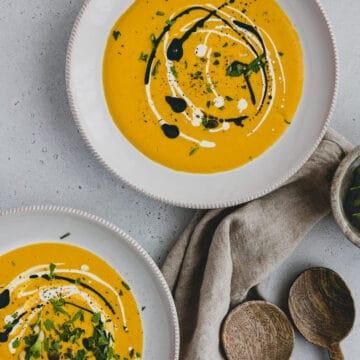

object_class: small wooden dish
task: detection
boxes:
[331,146,360,247]
[221,301,294,360]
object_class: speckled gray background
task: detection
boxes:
[0,1,359,359]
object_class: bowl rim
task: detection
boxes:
[0,205,180,360]
[65,0,339,209]
[331,146,360,247]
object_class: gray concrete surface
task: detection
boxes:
[0,1,359,359]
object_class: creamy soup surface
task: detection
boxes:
[103,0,303,173]
[0,243,143,359]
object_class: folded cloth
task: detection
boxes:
[162,129,353,360]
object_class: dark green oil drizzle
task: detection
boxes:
[42,274,115,315]
[165,96,187,113]
[161,124,180,139]
[0,312,27,343]
[0,290,10,309]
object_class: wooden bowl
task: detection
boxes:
[221,301,294,360]
[331,146,360,247]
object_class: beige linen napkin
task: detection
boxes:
[162,129,353,360]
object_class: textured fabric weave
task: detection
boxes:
[162,129,353,360]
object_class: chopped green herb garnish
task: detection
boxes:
[192,70,202,80]
[201,117,208,128]
[12,338,20,348]
[152,60,161,76]
[225,96,233,101]
[278,51,284,57]
[189,147,199,156]
[226,54,266,78]
[222,42,228,47]
[165,19,175,26]
[213,52,221,57]
[206,100,211,108]
[122,281,131,291]
[50,298,70,317]
[72,310,84,323]
[4,322,15,330]
[44,319,55,331]
[206,83,213,93]
[156,10,165,16]
[213,60,220,66]
[344,165,360,230]
[112,31,121,41]
[184,60,188,69]
[170,66,178,78]
[11,312,18,319]
[226,61,245,77]
[150,33,157,48]
[60,232,71,240]
[91,313,101,324]
[49,263,56,279]
[246,54,266,76]
[75,277,81,285]
[138,52,148,62]
[200,57,206,63]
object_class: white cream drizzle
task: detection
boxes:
[145,3,286,147]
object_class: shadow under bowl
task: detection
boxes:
[331,146,360,247]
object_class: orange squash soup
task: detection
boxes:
[0,243,143,359]
[103,0,303,173]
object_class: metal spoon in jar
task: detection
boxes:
[289,267,355,360]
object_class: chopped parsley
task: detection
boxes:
[12,338,20,348]
[122,281,131,291]
[50,297,70,317]
[49,263,56,279]
[152,60,161,76]
[44,319,55,331]
[150,33,157,48]
[60,232,71,240]
[156,10,165,16]
[189,147,199,156]
[112,31,121,41]
[138,52,148,62]
[170,66,178,78]
[226,54,266,78]
[17,306,122,360]
[165,19,175,26]
[192,70,203,80]
[206,83,213,93]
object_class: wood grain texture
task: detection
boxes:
[289,267,355,359]
[328,343,344,360]
[221,301,294,360]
